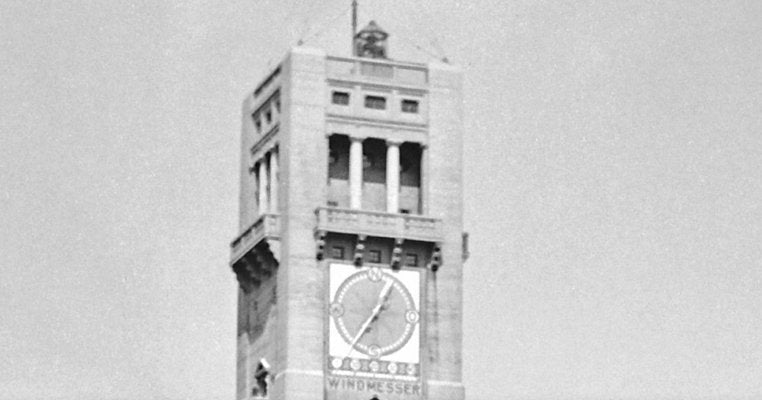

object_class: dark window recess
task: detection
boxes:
[401,99,419,113]
[327,200,339,207]
[364,95,386,110]
[331,246,345,260]
[265,109,272,123]
[405,253,418,267]
[253,113,262,132]
[399,209,411,214]
[332,91,350,105]
[363,154,374,169]
[399,142,422,187]
[368,250,382,263]
[328,134,349,180]
[361,138,387,184]
[400,156,412,173]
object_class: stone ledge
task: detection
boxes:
[231,214,281,264]
[315,206,443,243]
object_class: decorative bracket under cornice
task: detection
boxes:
[233,241,279,292]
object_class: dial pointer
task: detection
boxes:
[346,278,394,358]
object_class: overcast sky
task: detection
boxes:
[1,1,761,399]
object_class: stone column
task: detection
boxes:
[349,137,363,209]
[269,148,278,213]
[258,158,269,215]
[386,140,401,213]
[420,143,428,215]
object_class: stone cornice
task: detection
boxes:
[250,124,279,161]
[326,114,427,132]
[327,78,427,94]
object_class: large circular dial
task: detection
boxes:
[330,266,419,358]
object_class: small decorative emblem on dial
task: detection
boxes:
[368,266,383,282]
[387,362,398,374]
[368,344,381,358]
[330,302,344,317]
[405,310,419,324]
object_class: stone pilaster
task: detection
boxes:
[258,159,269,215]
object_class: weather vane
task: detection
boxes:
[351,1,389,59]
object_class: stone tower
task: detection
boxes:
[229,22,466,400]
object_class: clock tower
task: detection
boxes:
[229,21,466,400]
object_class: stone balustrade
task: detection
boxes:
[230,214,280,264]
[315,206,443,242]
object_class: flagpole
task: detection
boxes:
[351,0,358,56]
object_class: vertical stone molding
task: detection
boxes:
[386,139,401,213]
[419,143,429,215]
[349,136,364,209]
[269,148,279,214]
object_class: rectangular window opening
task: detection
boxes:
[401,99,419,113]
[331,246,345,260]
[253,113,262,132]
[368,249,382,263]
[364,95,386,110]
[405,253,418,267]
[332,91,350,105]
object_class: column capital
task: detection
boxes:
[349,134,365,142]
[265,142,279,156]
[385,138,404,146]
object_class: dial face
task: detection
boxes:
[327,263,421,377]
[331,267,418,357]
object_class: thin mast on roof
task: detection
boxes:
[352,0,358,55]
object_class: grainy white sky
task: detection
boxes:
[1,1,761,399]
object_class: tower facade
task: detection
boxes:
[229,25,465,400]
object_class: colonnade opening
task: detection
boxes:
[399,142,422,214]
[252,147,279,218]
[328,135,350,207]
[327,133,422,214]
